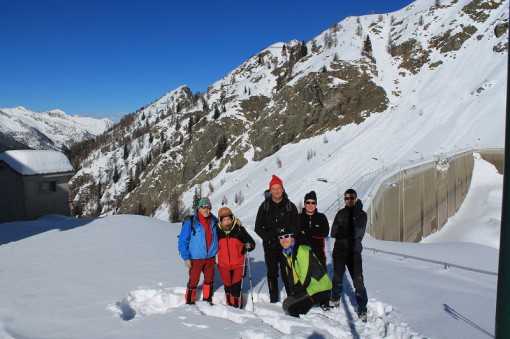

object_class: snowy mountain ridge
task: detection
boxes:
[0,106,114,152]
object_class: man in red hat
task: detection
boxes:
[255,175,299,303]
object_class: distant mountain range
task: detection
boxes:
[0,106,113,153]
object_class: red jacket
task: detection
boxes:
[217,219,256,270]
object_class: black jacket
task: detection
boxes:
[254,196,299,248]
[298,209,329,247]
[330,199,367,252]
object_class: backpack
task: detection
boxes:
[177,215,195,237]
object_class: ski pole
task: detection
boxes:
[239,254,248,309]
[246,250,255,311]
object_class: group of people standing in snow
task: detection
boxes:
[177,197,255,308]
[177,174,368,321]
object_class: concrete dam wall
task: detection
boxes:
[367,149,503,243]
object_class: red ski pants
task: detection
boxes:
[218,264,243,297]
[187,257,216,288]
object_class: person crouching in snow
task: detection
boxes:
[279,229,332,317]
[178,197,218,305]
[216,206,256,308]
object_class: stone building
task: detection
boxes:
[0,150,74,223]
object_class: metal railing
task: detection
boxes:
[365,247,497,276]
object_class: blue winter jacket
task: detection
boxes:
[178,212,218,261]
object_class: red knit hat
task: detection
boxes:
[269,175,284,190]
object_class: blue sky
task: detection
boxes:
[0,0,414,120]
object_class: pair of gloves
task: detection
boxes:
[241,243,253,254]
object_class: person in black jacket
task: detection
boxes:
[330,188,369,322]
[299,191,330,270]
[255,175,299,303]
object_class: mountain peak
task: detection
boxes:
[0,107,113,153]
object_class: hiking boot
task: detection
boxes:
[329,300,340,308]
[268,280,279,303]
[357,310,367,322]
[320,302,331,311]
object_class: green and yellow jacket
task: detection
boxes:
[282,242,332,296]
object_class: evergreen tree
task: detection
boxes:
[169,192,183,222]
[113,164,120,183]
[362,35,373,57]
[297,40,308,60]
[127,170,136,193]
[161,140,169,153]
[213,107,221,120]
[137,203,146,216]
[96,181,103,216]
[123,144,129,160]
[356,25,363,37]
[215,135,228,158]
[187,116,194,140]
[192,187,201,210]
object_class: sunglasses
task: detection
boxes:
[344,197,356,201]
[200,206,212,210]
[278,234,293,240]
[305,201,317,205]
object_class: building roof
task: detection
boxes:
[0,150,74,175]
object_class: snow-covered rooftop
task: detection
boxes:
[0,150,74,175]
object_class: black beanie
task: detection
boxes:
[304,191,317,203]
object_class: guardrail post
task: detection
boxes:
[495,58,510,339]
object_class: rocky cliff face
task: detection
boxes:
[68,0,508,218]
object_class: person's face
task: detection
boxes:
[344,194,357,207]
[304,199,317,213]
[271,184,284,201]
[279,234,294,249]
[199,205,212,217]
[220,216,233,228]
